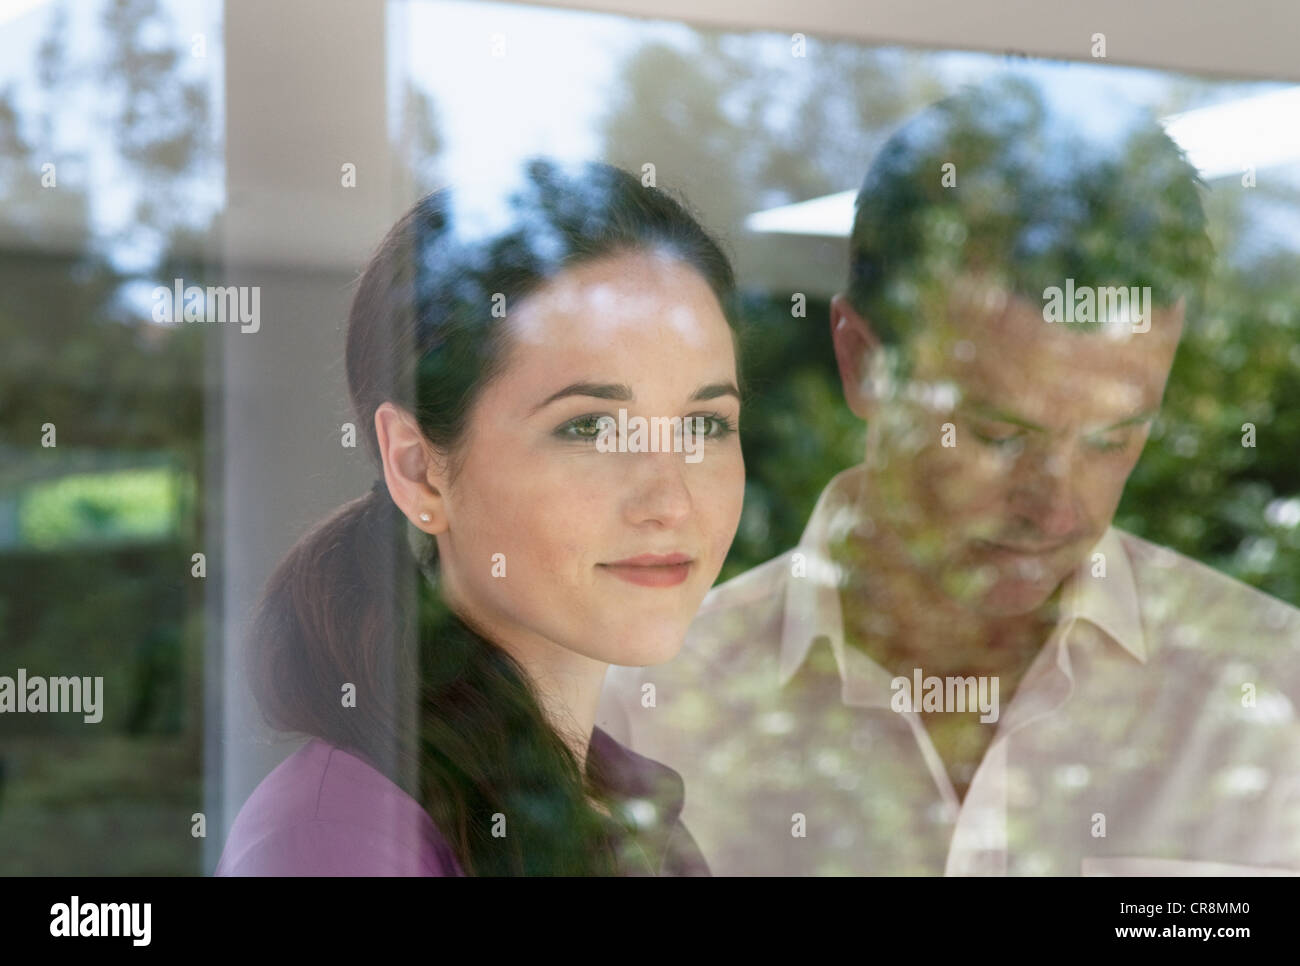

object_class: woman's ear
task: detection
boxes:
[829,294,882,421]
[374,401,450,533]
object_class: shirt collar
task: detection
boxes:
[588,724,686,822]
[777,465,858,687]
[777,463,1148,691]
[1060,525,1147,663]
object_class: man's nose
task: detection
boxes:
[1013,444,1082,540]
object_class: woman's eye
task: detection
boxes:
[691,413,738,438]
[556,415,612,440]
[554,413,737,443]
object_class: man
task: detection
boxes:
[596,77,1300,875]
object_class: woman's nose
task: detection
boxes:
[623,450,694,528]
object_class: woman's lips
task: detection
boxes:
[598,553,693,587]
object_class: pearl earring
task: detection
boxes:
[419,512,431,523]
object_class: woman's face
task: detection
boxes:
[430,248,744,668]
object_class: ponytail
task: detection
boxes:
[247,485,623,875]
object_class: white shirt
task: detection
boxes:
[597,463,1300,875]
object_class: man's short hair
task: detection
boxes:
[846,75,1215,346]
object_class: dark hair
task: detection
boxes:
[246,159,741,875]
[847,75,1215,347]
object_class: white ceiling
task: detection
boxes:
[521,0,1300,82]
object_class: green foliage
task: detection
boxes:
[1119,250,1300,605]
[19,466,188,548]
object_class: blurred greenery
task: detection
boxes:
[0,0,450,876]
[601,33,1300,607]
[19,465,190,548]
[0,0,216,876]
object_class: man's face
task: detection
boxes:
[862,277,1185,617]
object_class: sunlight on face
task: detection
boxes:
[868,276,1184,616]
[434,249,745,667]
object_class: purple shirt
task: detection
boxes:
[215,726,709,876]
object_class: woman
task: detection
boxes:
[215,159,746,876]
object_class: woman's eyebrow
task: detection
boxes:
[530,382,633,415]
[531,380,740,415]
[691,381,741,403]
